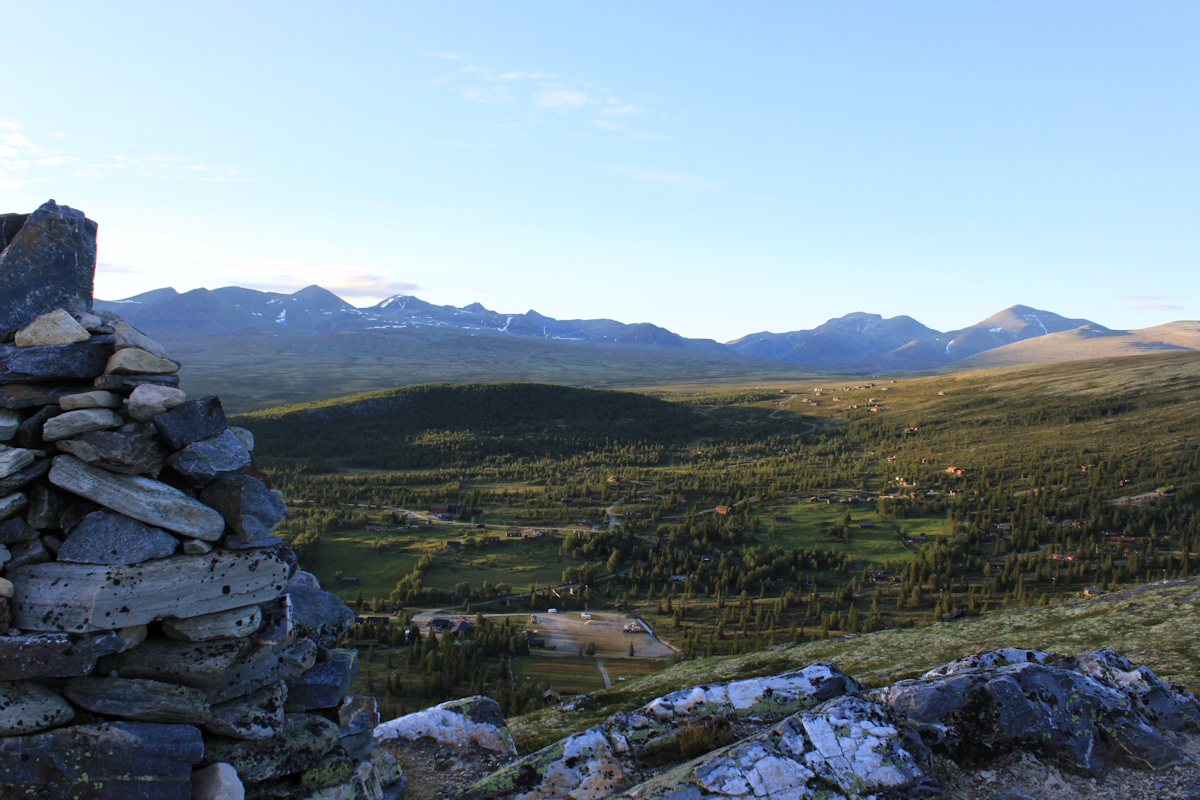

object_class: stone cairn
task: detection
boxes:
[0,201,407,800]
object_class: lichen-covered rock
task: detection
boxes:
[0,490,27,521]
[58,388,122,410]
[10,549,289,633]
[0,631,125,681]
[63,676,212,724]
[128,383,186,421]
[468,663,861,799]
[376,695,517,755]
[875,660,1188,777]
[207,680,288,741]
[0,721,204,799]
[0,680,75,735]
[1067,647,1200,732]
[104,347,181,375]
[202,712,340,784]
[14,308,92,347]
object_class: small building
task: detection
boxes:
[858,522,876,529]
[715,506,730,515]
[339,577,360,587]
[543,689,561,704]
[774,515,792,523]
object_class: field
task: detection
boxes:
[523,612,675,658]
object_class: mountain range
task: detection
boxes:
[95,285,1197,373]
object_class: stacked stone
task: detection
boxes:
[0,201,406,800]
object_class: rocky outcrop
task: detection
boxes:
[0,202,405,800]
[436,648,1198,800]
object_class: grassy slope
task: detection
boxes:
[948,321,1200,370]
[507,577,1200,748]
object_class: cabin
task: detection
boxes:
[858,522,876,529]
[482,536,500,543]
[338,577,360,587]
[506,531,523,538]
[428,504,449,514]
[715,506,730,515]
[775,515,792,523]
[543,689,561,704]
[446,540,466,549]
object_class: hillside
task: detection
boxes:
[948,320,1200,369]
[158,326,834,414]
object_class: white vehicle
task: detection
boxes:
[580,612,591,619]
[548,608,557,613]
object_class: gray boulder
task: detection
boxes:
[285,579,355,647]
[63,676,212,724]
[0,516,39,543]
[56,509,178,565]
[875,660,1188,777]
[0,200,97,333]
[165,428,251,486]
[377,695,516,755]
[1068,647,1200,732]
[153,395,227,451]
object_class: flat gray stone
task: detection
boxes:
[42,407,123,441]
[49,454,226,539]
[99,636,317,705]
[162,604,263,642]
[8,548,290,633]
[0,680,75,735]
[0,456,49,494]
[0,721,203,799]
[0,446,34,479]
[93,373,180,393]
[0,631,125,681]
[166,429,251,487]
[207,681,288,741]
[202,474,286,542]
[201,712,339,784]
[0,490,26,520]
[56,509,178,565]
[64,676,212,724]
[0,336,115,384]
[54,429,168,476]
[0,200,97,333]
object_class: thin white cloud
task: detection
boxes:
[600,105,638,116]
[431,52,462,60]
[1128,303,1185,312]
[0,119,77,191]
[611,164,721,193]
[200,260,424,305]
[461,86,513,104]
[1115,294,1185,301]
[593,120,625,131]
[536,88,598,108]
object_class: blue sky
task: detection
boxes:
[1,2,1195,341]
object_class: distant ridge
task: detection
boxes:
[96,285,1196,374]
